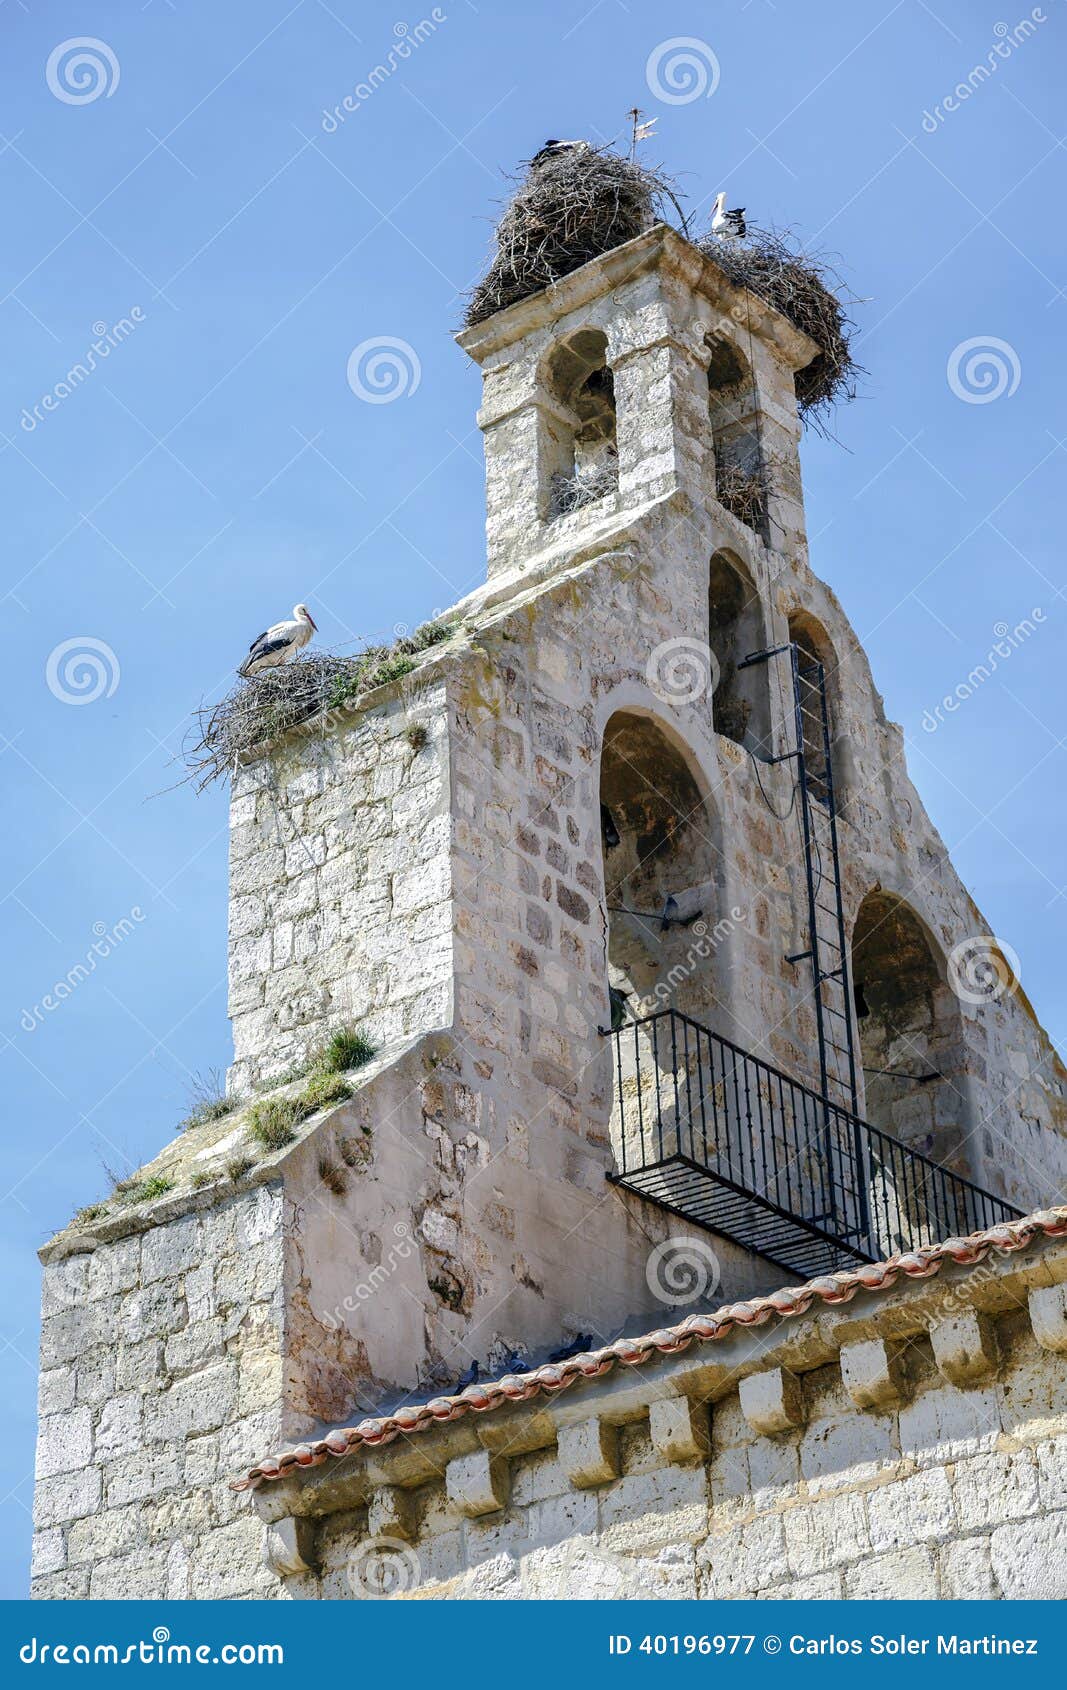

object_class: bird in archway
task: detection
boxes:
[238,604,317,677]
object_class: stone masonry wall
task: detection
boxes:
[227,677,453,1095]
[33,1187,286,1600]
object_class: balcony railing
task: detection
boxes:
[604,1008,1021,1280]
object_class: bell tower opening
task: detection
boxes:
[707,333,767,540]
[708,550,772,757]
[851,891,969,1175]
[599,711,722,1026]
[543,328,618,517]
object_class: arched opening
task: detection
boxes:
[599,711,723,1027]
[708,551,772,757]
[852,890,972,1246]
[787,613,839,805]
[543,328,617,517]
[707,332,767,539]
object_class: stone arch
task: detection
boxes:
[706,331,766,539]
[708,549,773,758]
[598,709,725,1028]
[851,889,973,1246]
[542,327,618,516]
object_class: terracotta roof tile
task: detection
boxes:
[233,1205,1067,1491]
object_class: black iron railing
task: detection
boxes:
[604,1008,1021,1279]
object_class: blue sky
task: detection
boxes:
[1,0,1064,1597]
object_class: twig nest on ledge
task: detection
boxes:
[698,225,859,428]
[183,622,455,791]
[464,146,686,327]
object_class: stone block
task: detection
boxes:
[844,1545,938,1599]
[368,1485,414,1542]
[866,1467,956,1552]
[990,1512,1067,1599]
[33,1467,102,1529]
[1029,1283,1067,1352]
[700,1513,788,1598]
[446,1450,509,1518]
[264,1516,317,1577]
[557,1417,620,1488]
[94,1393,141,1462]
[938,1535,994,1599]
[839,1338,906,1409]
[648,1396,710,1464]
[929,1311,999,1385]
[739,1367,805,1436]
[951,1449,1039,1533]
[783,1492,870,1576]
[30,1528,66,1580]
[35,1408,93,1480]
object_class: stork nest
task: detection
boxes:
[550,454,618,517]
[698,225,859,427]
[714,459,767,532]
[464,146,686,327]
[182,622,456,791]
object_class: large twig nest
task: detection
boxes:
[183,623,455,791]
[698,225,859,428]
[464,145,686,327]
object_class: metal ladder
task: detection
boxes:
[738,643,859,1114]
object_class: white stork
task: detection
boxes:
[238,604,317,678]
[531,137,588,166]
[710,192,747,240]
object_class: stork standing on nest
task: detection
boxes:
[530,137,588,166]
[710,191,746,240]
[238,604,317,678]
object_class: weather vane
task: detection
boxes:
[628,106,657,162]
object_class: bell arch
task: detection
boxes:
[708,549,773,758]
[598,710,725,1028]
[542,327,618,516]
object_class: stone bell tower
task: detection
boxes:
[466,225,812,580]
[32,216,1067,1600]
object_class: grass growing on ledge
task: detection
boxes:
[316,1024,376,1075]
[73,1202,108,1226]
[247,1069,356,1152]
[180,1069,235,1132]
[115,1174,174,1207]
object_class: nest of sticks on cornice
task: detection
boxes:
[182,623,455,791]
[464,144,687,326]
[698,225,860,430]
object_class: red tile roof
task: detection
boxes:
[234,1205,1067,1491]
